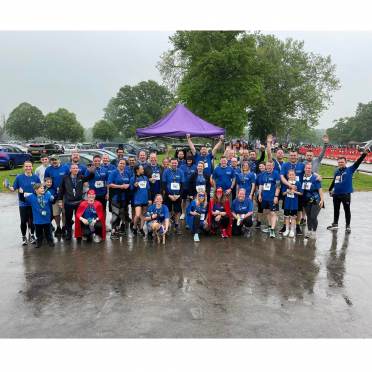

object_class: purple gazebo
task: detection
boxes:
[136,103,225,138]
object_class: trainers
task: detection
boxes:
[289,230,295,238]
[300,218,306,225]
[193,233,200,242]
[139,228,146,237]
[132,228,137,236]
[180,213,185,220]
[269,228,276,238]
[296,225,303,236]
[22,236,28,246]
[255,221,261,229]
[93,234,102,243]
[279,225,286,234]
[345,226,351,234]
[327,223,338,230]
[261,227,269,233]
[283,229,289,237]
[29,234,37,244]
[55,227,62,237]
[110,231,119,240]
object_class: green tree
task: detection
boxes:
[44,108,85,142]
[158,31,340,139]
[104,80,174,138]
[6,102,45,140]
[92,119,118,141]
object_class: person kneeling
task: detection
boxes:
[187,192,209,242]
[231,188,254,237]
[144,194,170,244]
[75,189,106,243]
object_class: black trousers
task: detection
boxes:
[95,195,107,215]
[333,194,351,226]
[304,203,321,231]
[19,206,35,236]
[211,215,230,231]
[191,215,207,234]
[64,203,79,235]
[35,223,53,244]
[232,215,253,235]
[80,221,103,238]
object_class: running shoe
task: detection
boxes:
[193,233,200,242]
[29,234,37,244]
[180,213,185,220]
[261,227,269,233]
[55,227,62,237]
[255,221,261,229]
[345,226,351,234]
[22,236,28,246]
[110,231,119,240]
[132,228,138,236]
[139,228,146,237]
[93,234,102,243]
[327,223,338,230]
[269,228,276,238]
[279,225,286,234]
[283,229,289,237]
[296,225,303,236]
[289,230,295,238]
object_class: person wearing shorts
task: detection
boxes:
[254,162,266,229]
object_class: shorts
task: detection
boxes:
[134,203,148,208]
[262,200,279,212]
[284,209,298,217]
[164,195,182,214]
[181,189,191,200]
[52,203,63,217]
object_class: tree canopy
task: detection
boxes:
[104,80,174,138]
[5,102,45,140]
[44,108,85,142]
[92,119,118,141]
[327,101,372,144]
[158,31,340,139]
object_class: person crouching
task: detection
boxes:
[75,189,106,243]
[187,192,209,242]
[231,188,254,237]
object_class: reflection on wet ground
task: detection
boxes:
[0,193,372,337]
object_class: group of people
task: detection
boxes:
[7,133,370,247]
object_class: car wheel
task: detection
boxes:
[7,160,15,170]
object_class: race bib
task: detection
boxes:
[196,185,206,193]
[302,182,311,190]
[295,176,300,182]
[95,181,104,188]
[138,180,147,189]
[204,162,208,168]
[263,183,271,191]
[170,182,180,191]
[200,213,205,221]
[287,192,295,198]
[335,175,341,184]
[24,192,32,197]
[152,173,160,181]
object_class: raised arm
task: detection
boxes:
[266,134,273,162]
[212,135,224,157]
[186,134,196,155]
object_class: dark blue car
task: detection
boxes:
[0,144,32,170]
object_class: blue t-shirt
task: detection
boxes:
[146,204,170,223]
[212,202,225,213]
[44,165,68,194]
[236,171,256,193]
[82,204,98,221]
[194,152,213,177]
[162,168,184,195]
[259,170,281,201]
[101,163,116,179]
[189,200,208,223]
[149,164,162,194]
[13,173,41,207]
[283,180,303,210]
[302,174,322,202]
[131,175,150,205]
[26,191,53,224]
[180,164,197,190]
[212,165,235,191]
[85,166,109,196]
[273,159,284,173]
[232,198,254,215]
[177,159,186,168]
[108,168,131,201]
[280,162,305,191]
[333,166,357,195]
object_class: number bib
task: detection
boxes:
[152,173,160,181]
[95,181,104,188]
[335,175,341,184]
[170,182,180,191]
[302,182,311,190]
[286,192,295,198]
[196,185,206,193]
[138,180,147,189]
[263,183,271,191]
[200,213,205,221]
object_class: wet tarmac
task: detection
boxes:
[0,192,372,338]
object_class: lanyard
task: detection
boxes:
[37,195,45,209]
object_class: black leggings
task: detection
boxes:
[304,203,321,231]
[80,221,103,237]
[35,224,53,244]
[95,195,107,215]
[333,194,351,226]
[211,215,229,231]
[191,215,207,234]
[19,206,34,236]
[232,215,253,235]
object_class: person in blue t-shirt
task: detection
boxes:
[236,161,256,200]
[62,151,88,175]
[280,150,306,236]
[231,188,254,237]
[186,134,224,178]
[254,162,266,229]
[180,156,197,220]
[144,194,170,244]
[302,163,325,239]
[258,161,281,238]
[10,160,40,246]
[130,164,151,236]
[101,153,116,213]
[148,153,162,201]
[188,192,209,242]
[230,157,241,199]
[327,147,369,233]
[211,156,236,195]
[162,158,184,234]
[25,183,55,248]
[282,169,303,238]
[108,159,131,239]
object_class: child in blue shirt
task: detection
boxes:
[25,183,55,248]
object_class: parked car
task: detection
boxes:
[0,144,32,170]
[57,153,94,167]
[77,149,117,162]
[27,143,64,160]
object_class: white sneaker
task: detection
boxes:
[289,230,295,238]
[283,229,290,237]
[193,233,200,242]
[180,214,185,220]
[93,234,102,243]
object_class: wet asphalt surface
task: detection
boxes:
[0,193,372,338]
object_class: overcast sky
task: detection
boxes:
[0,31,371,130]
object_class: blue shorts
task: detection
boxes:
[262,200,279,212]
